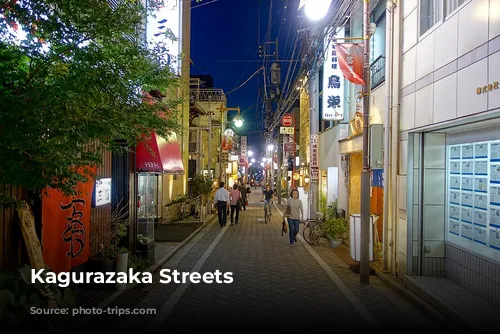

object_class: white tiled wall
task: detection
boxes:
[457,58,488,117]
[489,51,500,109]
[457,0,489,57]
[401,0,500,131]
[434,14,458,70]
[433,73,457,123]
[400,93,415,131]
[416,32,435,80]
[402,43,417,88]
[415,84,433,128]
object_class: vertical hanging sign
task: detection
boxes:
[310,134,319,180]
[240,136,247,166]
[322,28,345,121]
[146,0,183,76]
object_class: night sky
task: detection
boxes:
[190,0,301,154]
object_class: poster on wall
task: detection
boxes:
[449,220,460,235]
[447,141,500,257]
[491,164,500,184]
[474,226,487,245]
[490,229,500,250]
[491,143,500,162]
[491,186,500,206]
[461,223,473,240]
[462,176,473,191]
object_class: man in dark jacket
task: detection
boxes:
[239,183,249,211]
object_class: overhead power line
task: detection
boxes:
[224,66,264,97]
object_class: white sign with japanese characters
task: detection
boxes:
[280,127,294,135]
[240,136,247,160]
[310,135,319,180]
[322,27,344,121]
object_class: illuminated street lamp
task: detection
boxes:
[251,158,255,163]
[260,162,265,167]
[248,150,254,157]
[302,0,331,21]
[267,144,274,151]
[234,114,244,128]
[262,157,267,162]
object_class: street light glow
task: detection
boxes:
[262,157,267,162]
[260,162,265,167]
[248,150,253,157]
[251,158,255,163]
[234,118,243,128]
[304,0,331,21]
[267,144,274,151]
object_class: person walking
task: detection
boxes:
[239,183,248,211]
[229,184,242,226]
[214,181,230,227]
[283,189,303,246]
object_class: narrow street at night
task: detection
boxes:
[76,189,446,331]
[2,0,500,332]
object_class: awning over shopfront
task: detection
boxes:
[136,131,184,174]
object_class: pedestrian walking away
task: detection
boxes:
[229,183,242,225]
[283,188,303,246]
[239,182,248,211]
[214,181,230,227]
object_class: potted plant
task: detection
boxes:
[89,202,129,275]
[323,216,348,248]
[188,174,213,218]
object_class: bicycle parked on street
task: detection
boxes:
[302,211,327,245]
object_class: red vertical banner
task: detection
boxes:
[42,167,97,273]
[334,43,365,85]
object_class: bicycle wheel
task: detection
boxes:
[302,219,323,245]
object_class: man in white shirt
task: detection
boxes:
[214,181,230,227]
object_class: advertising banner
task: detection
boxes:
[323,28,345,121]
[334,43,365,85]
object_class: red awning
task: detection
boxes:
[136,131,184,174]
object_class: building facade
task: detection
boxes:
[397,0,500,306]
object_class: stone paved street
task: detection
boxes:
[77,188,447,331]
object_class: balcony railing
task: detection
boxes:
[370,55,385,90]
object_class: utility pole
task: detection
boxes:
[360,0,372,284]
[309,69,320,218]
[260,38,280,191]
[277,134,282,204]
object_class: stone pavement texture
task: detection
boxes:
[76,188,447,331]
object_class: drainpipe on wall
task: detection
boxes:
[382,0,396,272]
[390,0,402,277]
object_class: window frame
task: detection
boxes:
[418,0,443,39]
[370,3,387,64]
[444,0,471,21]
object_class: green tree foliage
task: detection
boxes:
[0,0,183,203]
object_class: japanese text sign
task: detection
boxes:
[310,135,319,180]
[323,28,345,121]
